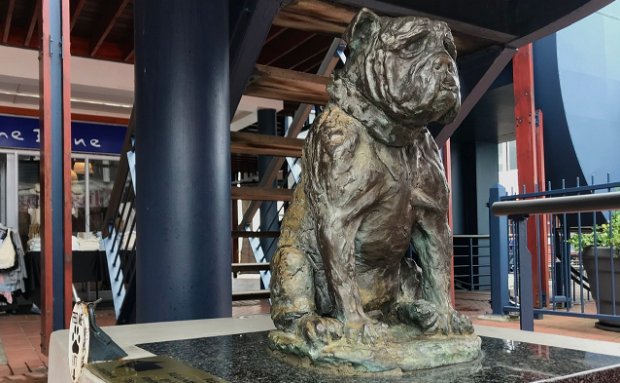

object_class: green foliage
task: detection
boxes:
[568,211,620,250]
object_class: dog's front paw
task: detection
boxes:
[299,315,344,347]
[449,310,474,335]
[343,316,388,344]
[395,300,474,335]
[396,300,448,335]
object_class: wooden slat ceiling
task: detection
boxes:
[0,0,493,69]
[0,0,329,72]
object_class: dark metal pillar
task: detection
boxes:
[39,0,72,353]
[489,185,509,315]
[258,109,279,262]
[516,218,535,331]
[134,0,231,322]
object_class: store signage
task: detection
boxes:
[0,115,126,154]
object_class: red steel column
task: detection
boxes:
[39,0,72,353]
[39,0,53,352]
[535,110,549,305]
[442,139,455,304]
[513,44,549,308]
[536,110,546,198]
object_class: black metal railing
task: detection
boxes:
[453,235,491,291]
[490,179,620,331]
[103,172,137,324]
[101,120,137,324]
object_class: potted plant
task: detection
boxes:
[569,211,620,330]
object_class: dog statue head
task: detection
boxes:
[329,9,460,141]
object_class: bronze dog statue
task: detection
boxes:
[269,9,481,372]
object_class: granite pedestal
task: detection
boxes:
[136,330,620,382]
[47,316,620,382]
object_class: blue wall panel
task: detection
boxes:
[535,2,620,186]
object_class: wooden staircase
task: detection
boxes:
[102,1,349,318]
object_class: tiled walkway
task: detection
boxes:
[1,293,619,381]
[458,291,620,343]
[0,312,48,382]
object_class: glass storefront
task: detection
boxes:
[0,153,6,225]
[0,150,120,248]
[17,155,40,242]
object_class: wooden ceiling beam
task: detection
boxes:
[90,0,130,57]
[7,25,132,60]
[2,0,15,44]
[289,46,328,71]
[232,187,294,202]
[264,26,287,45]
[258,28,313,65]
[272,34,332,70]
[231,131,304,157]
[122,22,134,62]
[265,33,316,66]
[25,0,40,46]
[274,0,354,36]
[124,48,134,63]
[335,0,516,43]
[275,0,515,47]
[245,64,329,105]
[237,38,342,230]
[70,0,86,32]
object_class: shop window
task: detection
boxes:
[18,156,40,244]
[14,155,119,250]
[87,159,118,232]
[71,159,87,233]
[0,154,6,224]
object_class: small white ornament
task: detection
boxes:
[68,301,90,383]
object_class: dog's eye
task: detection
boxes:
[443,37,457,60]
[401,30,429,56]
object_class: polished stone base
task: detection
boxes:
[137,331,620,382]
[268,329,481,373]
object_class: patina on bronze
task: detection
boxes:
[269,8,481,373]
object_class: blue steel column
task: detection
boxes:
[258,109,279,262]
[134,1,231,322]
[489,185,509,315]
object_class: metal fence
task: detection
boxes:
[489,180,620,331]
[453,235,491,291]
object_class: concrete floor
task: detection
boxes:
[1,291,619,381]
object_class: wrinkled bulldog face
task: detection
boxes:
[344,9,461,126]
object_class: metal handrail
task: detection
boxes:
[500,181,620,201]
[103,112,135,238]
[492,191,620,216]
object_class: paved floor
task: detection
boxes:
[1,292,619,381]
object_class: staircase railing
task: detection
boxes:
[101,113,136,323]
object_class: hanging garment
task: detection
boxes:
[0,228,16,270]
[0,228,27,295]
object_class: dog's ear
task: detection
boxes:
[344,8,381,53]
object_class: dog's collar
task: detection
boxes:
[327,77,423,147]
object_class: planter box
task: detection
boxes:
[582,247,620,330]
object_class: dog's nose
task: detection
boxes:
[432,55,455,74]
